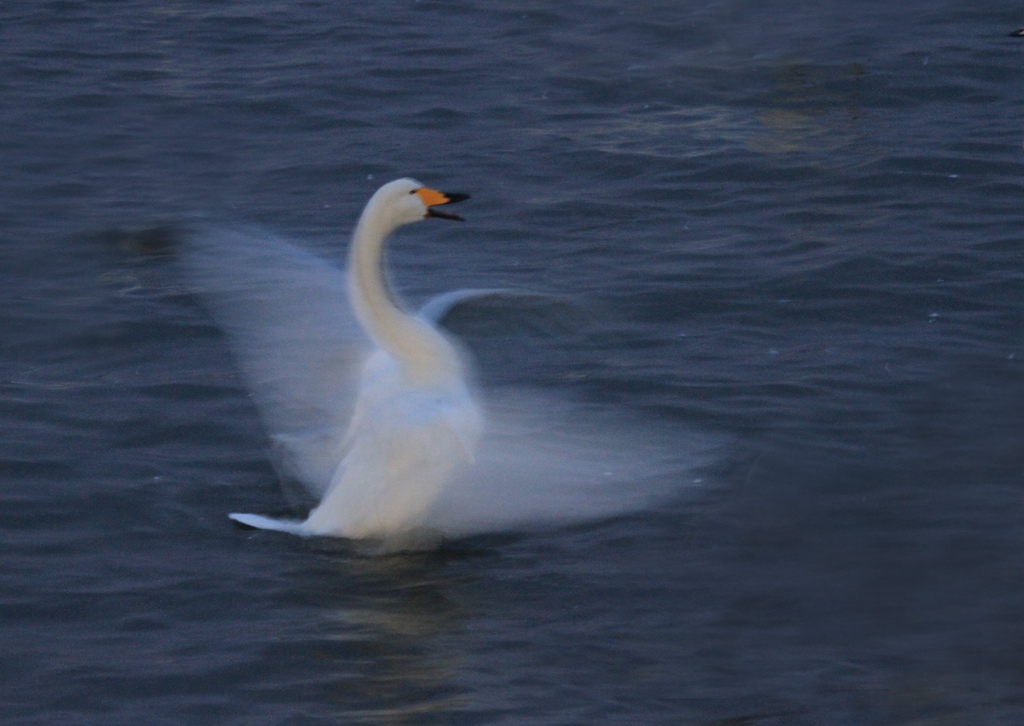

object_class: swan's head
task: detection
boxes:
[367,178,470,228]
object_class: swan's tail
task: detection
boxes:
[228,512,309,535]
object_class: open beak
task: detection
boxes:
[416,187,470,221]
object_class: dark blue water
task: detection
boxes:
[2,1,1023,723]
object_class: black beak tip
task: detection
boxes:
[425,191,469,221]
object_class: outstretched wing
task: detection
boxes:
[419,288,589,339]
[180,227,370,495]
[424,388,726,536]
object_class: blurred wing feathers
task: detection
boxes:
[180,228,368,494]
[419,288,589,339]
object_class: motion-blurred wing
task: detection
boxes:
[180,227,369,495]
[419,288,588,339]
[424,388,726,536]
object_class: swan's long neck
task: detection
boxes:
[347,197,455,384]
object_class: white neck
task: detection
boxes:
[347,193,457,384]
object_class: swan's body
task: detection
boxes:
[229,179,479,539]
[183,178,722,549]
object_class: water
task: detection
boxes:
[2,1,1023,723]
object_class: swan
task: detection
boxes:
[181,178,723,549]
[224,178,478,538]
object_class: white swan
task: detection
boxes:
[224,179,478,538]
[182,179,722,548]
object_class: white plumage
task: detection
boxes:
[182,178,719,548]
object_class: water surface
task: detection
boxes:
[2,1,1023,723]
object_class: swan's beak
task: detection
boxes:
[416,187,470,221]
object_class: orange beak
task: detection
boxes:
[416,187,470,221]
